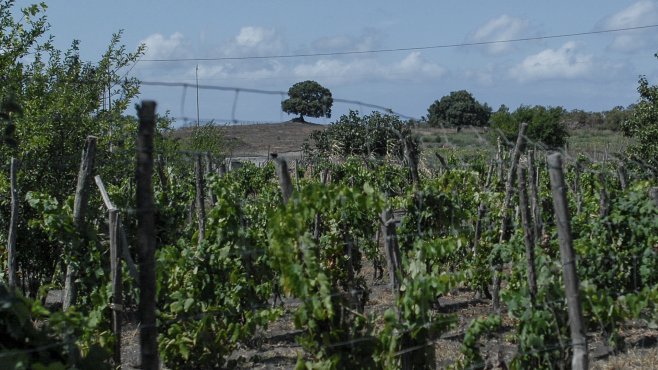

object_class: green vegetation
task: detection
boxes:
[622,59,658,175]
[427,90,491,128]
[490,104,568,149]
[281,80,333,122]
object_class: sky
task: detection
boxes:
[42,0,658,125]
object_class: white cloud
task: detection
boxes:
[469,15,529,54]
[510,41,593,82]
[599,1,658,52]
[221,26,286,57]
[141,32,189,60]
[292,52,445,84]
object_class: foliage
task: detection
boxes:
[490,104,568,149]
[158,165,281,369]
[376,239,460,369]
[622,64,658,175]
[303,110,419,164]
[0,284,111,369]
[451,315,502,370]
[281,80,333,121]
[427,90,491,128]
[269,183,383,368]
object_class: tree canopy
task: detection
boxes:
[427,90,491,128]
[622,58,658,175]
[281,80,333,121]
[489,104,568,149]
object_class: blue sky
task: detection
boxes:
[43,0,658,125]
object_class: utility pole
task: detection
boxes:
[196,64,200,128]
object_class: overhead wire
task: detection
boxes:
[137,24,658,63]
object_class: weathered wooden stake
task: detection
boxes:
[598,172,609,218]
[109,209,122,366]
[381,209,403,295]
[528,150,543,244]
[195,154,206,243]
[547,153,588,370]
[136,101,158,370]
[518,166,537,304]
[7,158,19,289]
[205,152,216,207]
[94,175,139,284]
[63,136,97,311]
[492,122,528,312]
[294,159,301,191]
[617,163,628,191]
[273,157,293,204]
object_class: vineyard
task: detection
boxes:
[1,97,657,370]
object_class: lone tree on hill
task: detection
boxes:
[427,90,491,129]
[282,80,333,122]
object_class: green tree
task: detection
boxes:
[490,104,568,149]
[281,80,333,122]
[303,110,418,161]
[622,66,658,174]
[427,90,491,128]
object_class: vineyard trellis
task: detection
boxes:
[1,99,658,370]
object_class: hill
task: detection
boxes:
[174,120,327,157]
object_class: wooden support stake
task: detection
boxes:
[547,153,588,370]
[518,166,537,304]
[617,163,628,191]
[273,157,293,204]
[7,158,19,289]
[598,172,609,218]
[492,122,528,312]
[94,175,139,284]
[109,209,122,366]
[195,154,206,243]
[205,152,216,207]
[63,136,97,311]
[528,150,543,244]
[136,101,158,370]
[381,209,403,295]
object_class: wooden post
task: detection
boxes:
[205,152,216,207]
[547,153,588,370]
[63,136,97,311]
[598,172,609,218]
[94,175,139,284]
[434,152,450,173]
[7,158,19,289]
[136,101,158,370]
[492,122,528,312]
[496,136,504,183]
[195,154,206,243]
[528,150,543,244]
[518,166,537,304]
[381,209,403,295]
[273,157,293,204]
[109,209,122,366]
[617,163,627,191]
[472,160,495,298]
[294,159,301,192]
[403,136,419,189]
